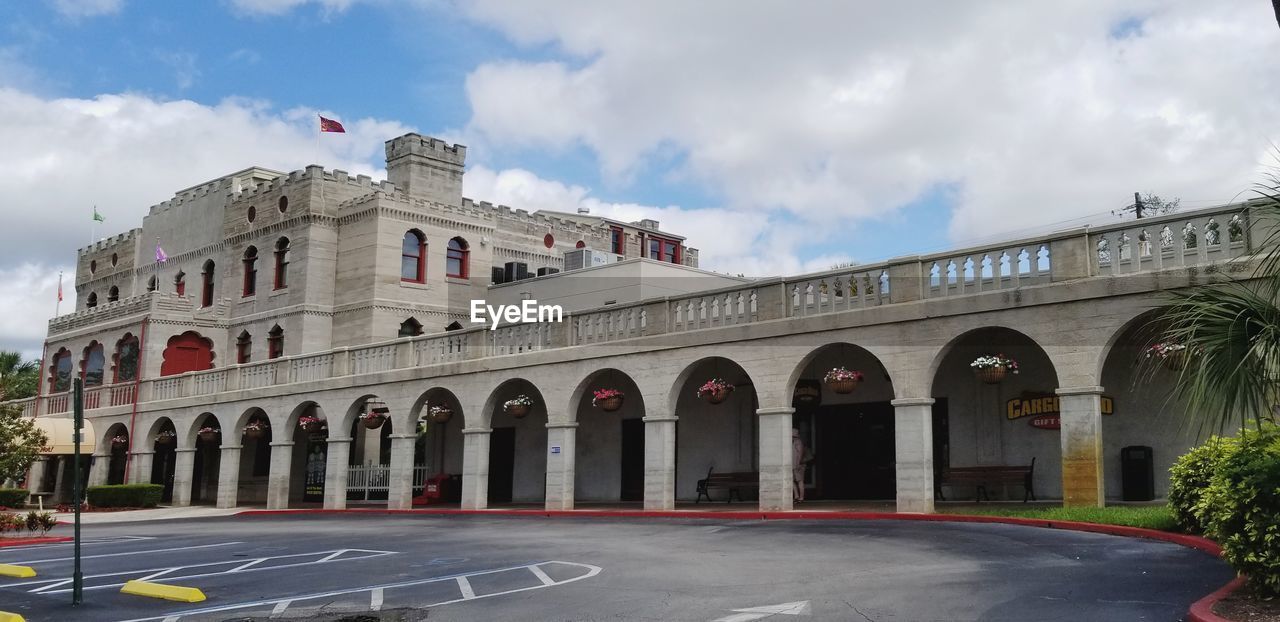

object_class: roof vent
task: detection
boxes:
[577,206,590,215]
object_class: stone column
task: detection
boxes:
[544,422,577,511]
[87,453,111,488]
[460,428,491,510]
[129,451,155,485]
[52,457,69,504]
[891,398,935,514]
[1058,386,1105,507]
[756,407,794,511]
[27,457,48,495]
[266,441,295,510]
[171,448,197,507]
[216,445,242,509]
[322,437,352,510]
[386,434,417,510]
[643,415,678,510]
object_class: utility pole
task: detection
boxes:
[1134,191,1144,219]
[72,377,84,606]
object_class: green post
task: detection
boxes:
[72,377,84,605]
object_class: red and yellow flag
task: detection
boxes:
[319,115,346,133]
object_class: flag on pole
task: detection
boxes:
[57,272,63,302]
[319,115,346,133]
[92,206,104,223]
[155,245,168,263]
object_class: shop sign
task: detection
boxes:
[1006,394,1114,430]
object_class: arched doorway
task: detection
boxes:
[1099,312,1193,501]
[189,413,223,504]
[409,388,465,505]
[788,343,896,501]
[234,408,273,506]
[161,331,215,376]
[670,357,759,503]
[930,327,1059,502]
[571,369,646,503]
[147,418,178,502]
[345,395,394,505]
[101,422,129,485]
[285,401,330,506]
[483,379,548,505]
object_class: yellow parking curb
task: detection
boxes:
[0,611,25,622]
[0,564,35,578]
[120,579,206,603]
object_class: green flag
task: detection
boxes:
[92,206,104,223]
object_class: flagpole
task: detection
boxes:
[315,115,321,166]
[55,271,62,317]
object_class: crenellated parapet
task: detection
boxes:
[76,228,142,287]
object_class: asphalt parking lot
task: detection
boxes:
[0,513,1231,621]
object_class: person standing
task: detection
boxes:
[792,428,813,502]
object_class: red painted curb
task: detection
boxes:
[1188,575,1246,622]
[0,536,73,548]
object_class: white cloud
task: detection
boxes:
[458,0,1280,242]
[0,264,72,361]
[226,0,356,17]
[49,0,123,18]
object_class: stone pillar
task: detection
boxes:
[460,428,491,510]
[1058,386,1105,507]
[171,448,197,507]
[891,398,935,514]
[216,445,242,509]
[129,451,155,485]
[27,457,48,494]
[52,457,69,504]
[87,453,111,488]
[266,441,295,510]
[643,415,678,510]
[322,437,352,510]
[544,422,577,511]
[386,434,417,510]
[756,407,794,511]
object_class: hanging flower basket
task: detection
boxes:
[298,415,324,433]
[360,412,387,430]
[504,395,534,418]
[1145,342,1188,371]
[155,430,176,446]
[592,389,624,412]
[110,434,129,450]
[971,354,1019,385]
[197,426,221,443]
[822,367,864,394]
[428,404,453,424]
[696,379,735,405]
[243,420,269,440]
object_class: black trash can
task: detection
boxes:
[1121,445,1155,501]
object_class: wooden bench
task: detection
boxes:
[696,467,759,503]
[938,458,1036,502]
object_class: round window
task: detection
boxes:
[278,196,288,213]
[543,233,555,249]
[575,240,586,249]
[247,206,256,223]
[111,252,118,266]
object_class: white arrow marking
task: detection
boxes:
[712,600,811,622]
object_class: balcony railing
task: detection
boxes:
[7,203,1263,419]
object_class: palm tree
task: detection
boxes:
[0,351,39,402]
[1153,171,1280,433]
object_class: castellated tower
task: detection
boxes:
[384,133,466,205]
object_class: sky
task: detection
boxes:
[1,0,1279,360]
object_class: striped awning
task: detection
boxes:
[32,418,96,455]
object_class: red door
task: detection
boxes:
[160,332,214,376]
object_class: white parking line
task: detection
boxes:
[370,587,384,611]
[2,542,243,565]
[122,561,604,622]
[528,564,555,587]
[456,575,476,599]
[0,535,153,552]
[269,600,291,618]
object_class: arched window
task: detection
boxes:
[273,237,290,290]
[242,246,258,297]
[267,325,284,359]
[82,341,105,387]
[174,270,186,296]
[446,237,469,279]
[147,275,157,292]
[107,286,119,303]
[113,333,139,383]
[86,292,98,309]
[236,331,252,364]
[444,321,463,331]
[398,317,423,337]
[201,260,215,308]
[50,348,72,392]
[401,230,426,283]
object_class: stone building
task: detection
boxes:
[7,133,1268,516]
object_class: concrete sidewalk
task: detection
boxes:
[52,506,242,524]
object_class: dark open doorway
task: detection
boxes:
[488,427,516,504]
[620,419,644,502]
[796,401,896,500]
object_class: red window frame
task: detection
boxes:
[446,237,469,279]
[243,247,258,297]
[174,272,186,296]
[610,227,625,255]
[647,236,682,263]
[273,238,289,290]
[201,261,215,308]
[401,231,426,283]
[236,333,252,364]
[267,327,283,359]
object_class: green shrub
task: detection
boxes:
[0,488,27,509]
[86,484,163,508]
[1203,422,1280,596]
[1168,436,1238,534]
